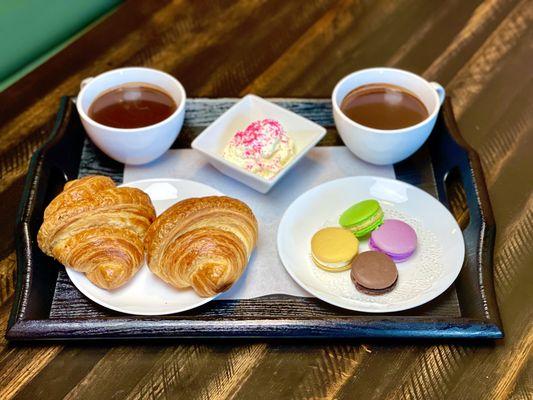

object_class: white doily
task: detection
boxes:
[310,205,444,307]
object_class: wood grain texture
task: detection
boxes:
[0,0,531,398]
[0,252,15,306]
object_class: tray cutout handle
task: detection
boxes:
[444,166,470,230]
[429,98,502,337]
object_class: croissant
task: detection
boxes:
[144,196,258,297]
[37,175,156,289]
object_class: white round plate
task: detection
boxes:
[66,178,223,315]
[277,176,465,313]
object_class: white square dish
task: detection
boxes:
[191,95,326,193]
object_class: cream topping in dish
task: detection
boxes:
[222,119,296,179]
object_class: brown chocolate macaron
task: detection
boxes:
[351,251,398,295]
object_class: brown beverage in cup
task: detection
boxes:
[88,83,177,129]
[340,83,428,130]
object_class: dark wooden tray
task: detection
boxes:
[6,97,503,341]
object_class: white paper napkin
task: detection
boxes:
[124,147,395,299]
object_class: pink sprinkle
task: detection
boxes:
[231,119,285,155]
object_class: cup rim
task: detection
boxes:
[331,67,441,134]
[76,67,186,133]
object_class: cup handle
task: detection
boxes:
[73,77,94,104]
[430,82,445,105]
[80,77,94,91]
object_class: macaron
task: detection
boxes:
[339,199,384,237]
[311,227,359,272]
[370,219,417,262]
[350,251,398,295]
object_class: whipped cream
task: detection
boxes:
[222,119,296,179]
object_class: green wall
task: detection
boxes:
[0,0,121,91]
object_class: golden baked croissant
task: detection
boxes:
[144,196,258,297]
[37,175,156,290]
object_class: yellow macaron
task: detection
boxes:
[311,227,359,272]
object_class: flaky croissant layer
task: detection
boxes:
[144,196,258,297]
[38,175,156,289]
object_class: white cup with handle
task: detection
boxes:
[332,67,445,165]
[76,67,186,165]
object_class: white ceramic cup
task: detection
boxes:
[76,67,186,165]
[332,67,445,165]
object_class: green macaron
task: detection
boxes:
[339,199,384,238]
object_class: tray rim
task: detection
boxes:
[6,96,503,341]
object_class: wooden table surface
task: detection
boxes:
[0,0,532,398]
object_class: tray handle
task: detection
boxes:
[429,98,502,333]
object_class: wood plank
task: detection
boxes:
[424,0,518,82]
[0,346,62,399]
[124,344,268,400]
[447,0,532,119]
[12,347,109,400]
[61,346,167,400]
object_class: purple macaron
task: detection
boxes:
[369,219,417,262]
